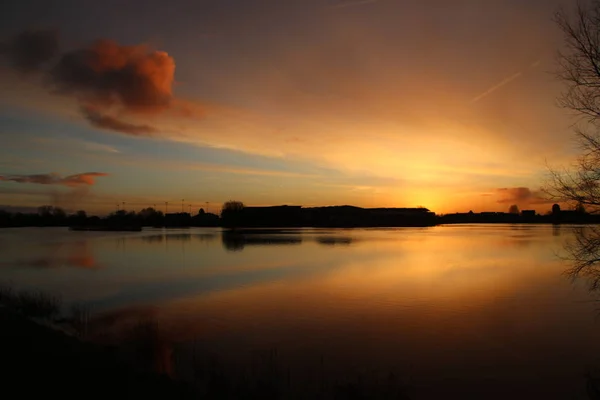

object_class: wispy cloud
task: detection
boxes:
[0,172,108,187]
[31,137,120,154]
[329,0,378,9]
[471,59,541,103]
[134,158,318,179]
[81,106,158,136]
[80,141,120,154]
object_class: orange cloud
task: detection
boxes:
[0,172,108,187]
[50,39,174,114]
[1,31,186,136]
[495,187,551,205]
[47,38,179,134]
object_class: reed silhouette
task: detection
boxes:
[0,284,413,399]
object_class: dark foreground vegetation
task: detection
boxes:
[0,285,193,400]
[0,284,412,399]
[1,310,195,399]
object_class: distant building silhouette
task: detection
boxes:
[164,212,191,227]
[242,205,303,227]
[222,205,436,228]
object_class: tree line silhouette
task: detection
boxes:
[1,201,600,229]
[0,206,219,228]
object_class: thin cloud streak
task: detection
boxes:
[530,59,541,68]
[81,106,158,136]
[80,141,120,154]
[31,137,120,154]
[0,172,108,187]
[132,158,319,179]
[471,59,541,103]
[471,71,523,103]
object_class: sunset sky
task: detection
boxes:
[0,0,580,214]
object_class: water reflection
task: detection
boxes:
[558,225,600,398]
[221,231,356,251]
[2,240,100,269]
[83,304,413,399]
[553,224,562,237]
[140,232,218,244]
[141,234,165,244]
[221,231,303,251]
[563,226,600,291]
[316,236,353,246]
[3,226,600,398]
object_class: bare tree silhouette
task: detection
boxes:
[546,2,600,212]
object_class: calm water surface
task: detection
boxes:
[1,225,600,398]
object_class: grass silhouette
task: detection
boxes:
[0,284,61,319]
[0,284,416,399]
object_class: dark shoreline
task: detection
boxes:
[1,305,414,399]
[3,204,597,229]
[1,221,599,230]
[0,307,193,399]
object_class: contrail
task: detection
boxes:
[471,71,523,103]
[330,0,378,9]
[470,59,541,103]
[530,59,541,68]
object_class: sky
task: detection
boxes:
[0,0,582,215]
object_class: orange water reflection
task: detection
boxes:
[2,240,100,269]
[2,226,600,398]
[78,226,600,398]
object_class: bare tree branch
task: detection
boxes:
[546,1,600,214]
